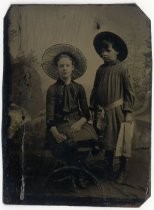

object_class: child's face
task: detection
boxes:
[101,43,119,63]
[57,56,74,80]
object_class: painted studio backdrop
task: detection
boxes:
[3,4,151,206]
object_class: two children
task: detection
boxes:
[43,32,135,183]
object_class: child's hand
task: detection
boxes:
[50,126,67,143]
[125,113,133,123]
[71,117,87,134]
[71,121,82,133]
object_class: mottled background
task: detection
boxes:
[8,4,151,117]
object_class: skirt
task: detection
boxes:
[46,120,98,161]
[102,105,125,150]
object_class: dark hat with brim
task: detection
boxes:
[41,44,87,80]
[93,31,128,61]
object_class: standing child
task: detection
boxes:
[90,32,135,183]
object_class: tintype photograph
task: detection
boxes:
[2,4,152,207]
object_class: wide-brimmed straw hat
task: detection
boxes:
[93,31,128,61]
[41,44,87,80]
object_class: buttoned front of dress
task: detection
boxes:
[46,79,90,128]
[46,79,98,153]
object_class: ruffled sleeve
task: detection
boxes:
[122,68,135,112]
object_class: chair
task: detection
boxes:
[43,138,104,193]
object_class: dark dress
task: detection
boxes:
[90,61,135,150]
[46,79,97,160]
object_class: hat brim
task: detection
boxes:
[93,31,128,61]
[41,44,87,80]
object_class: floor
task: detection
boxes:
[21,147,150,207]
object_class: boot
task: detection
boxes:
[116,156,128,184]
[104,150,115,180]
